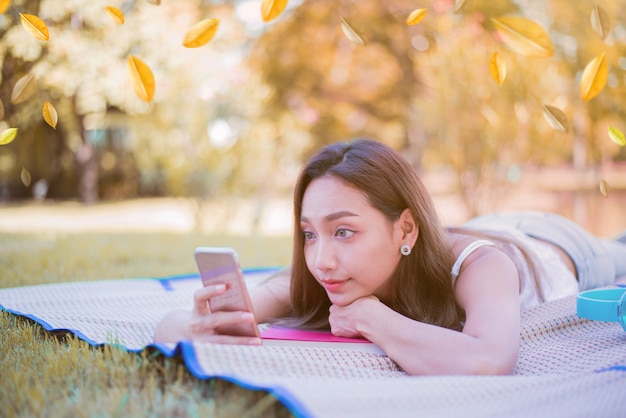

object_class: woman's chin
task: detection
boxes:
[326,292,355,307]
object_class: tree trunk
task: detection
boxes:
[75,140,98,204]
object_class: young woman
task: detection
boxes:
[154,138,626,375]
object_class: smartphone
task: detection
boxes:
[194,247,260,338]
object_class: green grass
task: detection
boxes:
[0,232,295,418]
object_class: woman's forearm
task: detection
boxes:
[356,300,519,376]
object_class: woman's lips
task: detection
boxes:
[321,279,346,292]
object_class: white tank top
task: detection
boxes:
[450,232,578,310]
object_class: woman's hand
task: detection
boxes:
[328,295,380,338]
[188,284,262,345]
[154,270,292,345]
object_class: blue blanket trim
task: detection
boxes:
[0,306,183,357]
[1,306,113,351]
[0,268,282,345]
[157,267,283,291]
[157,273,200,291]
[598,365,626,372]
[0,268,311,416]
[0,267,282,356]
[180,342,313,418]
[7,268,622,418]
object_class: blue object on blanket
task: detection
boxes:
[577,287,626,331]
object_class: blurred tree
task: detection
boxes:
[247,0,626,215]
[248,0,421,158]
[0,0,624,216]
[411,0,574,215]
[547,0,626,168]
[0,0,262,202]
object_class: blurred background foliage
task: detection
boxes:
[0,0,625,216]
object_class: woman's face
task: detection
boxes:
[300,176,405,306]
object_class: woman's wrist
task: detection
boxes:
[354,296,384,339]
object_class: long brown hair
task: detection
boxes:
[289,139,460,330]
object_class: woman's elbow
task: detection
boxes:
[401,352,517,376]
[153,309,191,344]
[469,351,518,375]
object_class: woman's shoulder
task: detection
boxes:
[447,231,496,256]
[447,231,512,281]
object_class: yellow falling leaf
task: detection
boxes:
[340,17,365,46]
[20,167,31,187]
[127,55,155,102]
[454,0,467,13]
[489,52,507,86]
[580,52,607,101]
[0,128,18,145]
[590,3,611,40]
[608,127,625,147]
[182,18,220,48]
[261,0,288,22]
[406,8,427,26]
[491,17,554,58]
[542,105,569,133]
[105,6,124,24]
[599,179,609,198]
[43,101,58,129]
[19,13,50,41]
[0,0,10,15]
[11,72,36,104]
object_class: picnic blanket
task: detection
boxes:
[1,269,625,417]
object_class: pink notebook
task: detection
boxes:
[260,326,371,344]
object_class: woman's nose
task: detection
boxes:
[313,240,337,271]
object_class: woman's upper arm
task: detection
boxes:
[250,268,292,322]
[454,247,521,371]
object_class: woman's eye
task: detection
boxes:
[302,231,315,240]
[335,229,354,238]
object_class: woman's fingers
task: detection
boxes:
[189,285,261,345]
[190,310,255,335]
[192,284,227,315]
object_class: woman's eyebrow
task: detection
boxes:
[300,211,359,224]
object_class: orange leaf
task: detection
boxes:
[11,72,37,104]
[0,0,10,15]
[43,101,58,129]
[580,52,607,101]
[182,18,219,48]
[542,105,569,133]
[590,3,611,40]
[127,55,155,102]
[19,13,50,41]
[406,8,427,26]
[105,6,125,24]
[599,179,609,198]
[491,17,554,58]
[0,127,18,145]
[340,17,365,46]
[608,127,625,147]
[454,0,467,13]
[261,0,288,22]
[21,167,31,187]
[489,52,506,86]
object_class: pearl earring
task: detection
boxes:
[400,244,411,256]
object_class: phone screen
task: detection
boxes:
[194,247,260,338]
